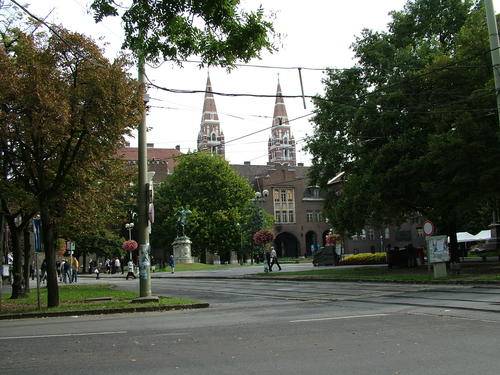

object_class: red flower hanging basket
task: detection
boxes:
[122,240,138,252]
[253,229,274,245]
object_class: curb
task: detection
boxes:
[0,302,209,320]
[245,276,500,285]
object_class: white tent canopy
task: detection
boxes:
[456,230,491,243]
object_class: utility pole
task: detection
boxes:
[484,0,500,237]
[137,48,152,298]
[485,0,500,127]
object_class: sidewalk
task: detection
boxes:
[77,263,325,280]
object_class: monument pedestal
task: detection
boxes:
[172,236,194,264]
[230,251,239,264]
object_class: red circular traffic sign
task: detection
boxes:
[423,220,435,236]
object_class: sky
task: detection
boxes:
[19,0,500,166]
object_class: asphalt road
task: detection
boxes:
[2,275,500,374]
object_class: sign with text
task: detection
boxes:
[426,235,449,263]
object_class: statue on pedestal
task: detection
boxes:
[173,207,194,264]
[176,207,192,238]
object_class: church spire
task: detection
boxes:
[268,80,296,166]
[197,74,225,158]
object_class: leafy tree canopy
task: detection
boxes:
[306,0,500,260]
[0,26,143,306]
[90,0,276,67]
[151,152,256,260]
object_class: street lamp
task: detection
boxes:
[125,222,134,261]
[236,222,243,265]
[253,189,269,271]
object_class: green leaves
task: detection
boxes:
[306,0,500,239]
[151,152,254,259]
[90,0,275,67]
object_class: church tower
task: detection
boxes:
[197,74,225,158]
[268,79,296,166]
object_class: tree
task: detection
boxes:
[90,0,275,67]
[151,152,254,261]
[58,159,136,265]
[0,28,142,307]
[306,0,500,261]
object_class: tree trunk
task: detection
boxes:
[9,224,23,299]
[40,205,59,307]
[23,226,31,294]
[448,225,460,263]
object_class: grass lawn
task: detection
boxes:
[156,262,246,272]
[0,284,198,316]
[259,262,500,283]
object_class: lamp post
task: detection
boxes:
[125,223,134,261]
[253,189,269,271]
[236,222,243,265]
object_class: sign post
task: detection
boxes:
[426,235,449,278]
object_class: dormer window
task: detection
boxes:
[211,133,216,141]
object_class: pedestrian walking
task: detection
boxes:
[264,250,271,272]
[95,266,100,279]
[63,260,71,283]
[270,247,281,271]
[30,261,35,280]
[126,260,136,280]
[71,257,79,283]
[114,257,121,274]
[56,260,61,280]
[40,258,47,283]
[168,254,175,274]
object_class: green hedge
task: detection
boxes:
[340,252,387,265]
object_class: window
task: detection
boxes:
[281,189,287,202]
[274,188,295,224]
[211,132,216,141]
[306,211,313,222]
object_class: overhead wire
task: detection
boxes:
[9,0,500,159]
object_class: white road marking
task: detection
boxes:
[0,330,127,340]
[290,313,390,323]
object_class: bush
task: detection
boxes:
[339,252,387,266]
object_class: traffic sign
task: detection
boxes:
[423,220,435,236]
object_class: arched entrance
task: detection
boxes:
[274,232,300,258]
[305,231,318,256]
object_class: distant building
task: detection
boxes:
[233,162,330,257]
[197,74,225,158]
[117,143,182,183]
[230,78,328,257]
[268,80,296,166]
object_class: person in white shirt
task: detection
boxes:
[126,260,136,280]
[270,247,281,271]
